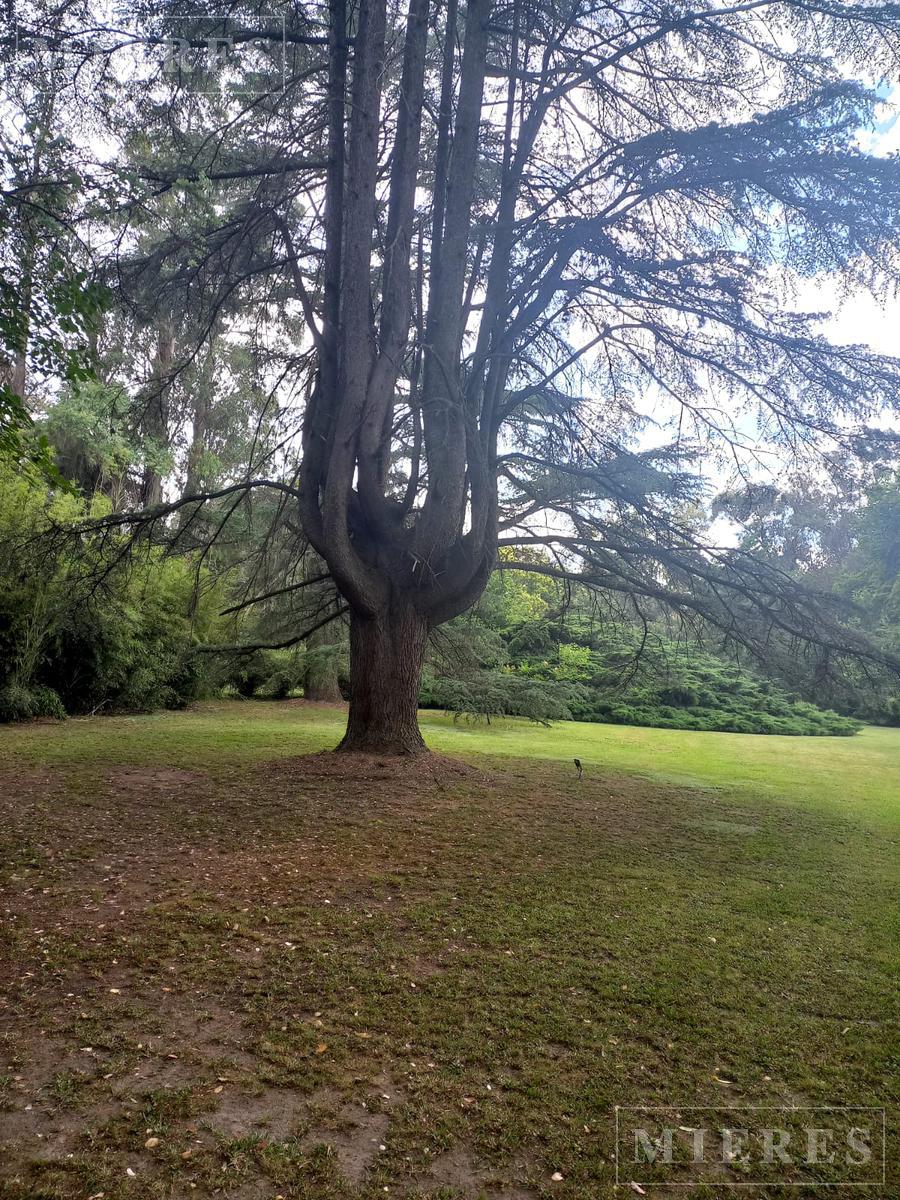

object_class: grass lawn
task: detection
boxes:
[0,701,897,1199]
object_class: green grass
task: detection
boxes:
[0,702,897,1199]
[6,700,898,822]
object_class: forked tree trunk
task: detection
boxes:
[337,601,429,754]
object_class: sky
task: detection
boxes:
[636,96,900,551]
[825,98,899,359]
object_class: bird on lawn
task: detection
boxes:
[574,758,583,780]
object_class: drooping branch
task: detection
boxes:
[197,604,349,655]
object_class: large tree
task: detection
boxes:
[10,0,900,751]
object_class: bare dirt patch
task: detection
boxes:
[269,747,496,789]
[303,1100,391,1185]
[202,1085,311,1140]
[108,767,203,792]
[422,1145,540,1199]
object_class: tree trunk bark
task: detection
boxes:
[337,601,428,754]
[304,619,344,702]
[140,319,174,509]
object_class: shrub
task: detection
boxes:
[220,648,308,699]
[257,649,307,699]
[657,684,699,708]
[0,683,66,723]
[421,670,583,725]
[516,628,862,736]
[505,620,558,658]
[224,651,273,698]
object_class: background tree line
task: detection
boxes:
[1,407,896,733]
[2,0,900,743]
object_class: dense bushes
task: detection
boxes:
[421,606,864,735]
[0,466,878,737]
[420,668,583,725]
[0,466,225,720]
[571,695,860,736]
[0,465,351,721]
[224,648,308,700]
[0,682,67,722]
[543,632,862,736]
